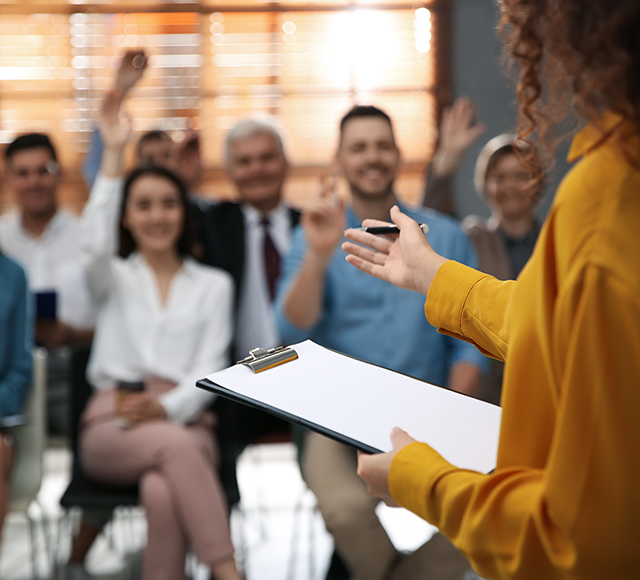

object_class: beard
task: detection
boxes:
[347,175,396,202]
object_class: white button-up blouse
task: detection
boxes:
[81,176,234,425]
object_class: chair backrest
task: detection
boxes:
[9,348,48,512]
[68,345,93,476]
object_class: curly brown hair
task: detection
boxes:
[499,0,640,152]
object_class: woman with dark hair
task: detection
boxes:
[343,1,640,579]
[78,91,241,580]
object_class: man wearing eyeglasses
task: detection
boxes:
[0,133,95,435]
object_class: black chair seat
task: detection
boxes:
[60,463,138,509]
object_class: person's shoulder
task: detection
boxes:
[553,132,640,292]
[195,198,240,215]
[461,214,487,229]
[0,252,27,282]
[461,215,490,234]
[0,211,19,229]
[57,209,82,226]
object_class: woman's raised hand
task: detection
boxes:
[343,205,447,296]
[98,89,133,178]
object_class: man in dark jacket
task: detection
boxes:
[196,118,301,506]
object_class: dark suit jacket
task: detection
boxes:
[194,199,301,306]
[192,199,302,505]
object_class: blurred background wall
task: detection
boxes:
[0,0,569,220]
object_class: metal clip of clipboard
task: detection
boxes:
[236,346,298,373]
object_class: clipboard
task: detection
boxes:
[197,340,502,473]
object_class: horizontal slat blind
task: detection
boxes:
[0,2,442,211]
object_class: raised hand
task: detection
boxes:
[281,175,344,330]
[343,205,447,296]
[431,97,486,177]
[114,49,148,96]
[98,89,132,177]
[357,427,417,506]
[301,175,345,263]
[99,89,132,150]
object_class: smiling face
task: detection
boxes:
[484,152,539,220]
[336,116,400,201]
[121,174,185,256]
[225,132,287,212]
[6,147,60,218]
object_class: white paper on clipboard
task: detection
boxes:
[198,339,502,473]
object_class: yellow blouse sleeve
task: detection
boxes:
[425,260,517,361]
[389,264,640,580]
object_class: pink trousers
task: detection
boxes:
[79,379,234,580]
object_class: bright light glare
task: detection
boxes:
[325,10,393,90]
[282,21,296,34]
[414,30,432,42]
[415,40,431,53]
[414,18,431,31]
[414,7,432,53]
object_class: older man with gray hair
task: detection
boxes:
[196,116,301,505]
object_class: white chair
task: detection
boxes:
[8,348,48,579]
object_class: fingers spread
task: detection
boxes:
[345,254,379,278]
[343,229,394,253]
[342,241,388,266]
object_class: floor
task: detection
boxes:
[1,439,436,580]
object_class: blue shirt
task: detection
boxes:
[0,253,32,417]
[275,204,487,387]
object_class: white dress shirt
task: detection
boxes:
[81,176,234,424]
[0,210,96,329]
[235,202,292,361]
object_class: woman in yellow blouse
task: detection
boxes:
[341,1,640,579]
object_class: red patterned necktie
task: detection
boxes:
[261,217,280,301]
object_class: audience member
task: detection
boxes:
[195,117,301,504]
[275,105,486,580]
[421,97,486,216]
[0,250,32,545]
[344,1,640,578]
[0,134,94,435]
[464,134,543,280]
[76,90,241,580]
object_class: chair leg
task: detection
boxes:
[287,489,318,580]
[34,499,54,578]
[55,508,79,572]
[230,503,248,578]
[25,504,54,580]
[27,515,38,580]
